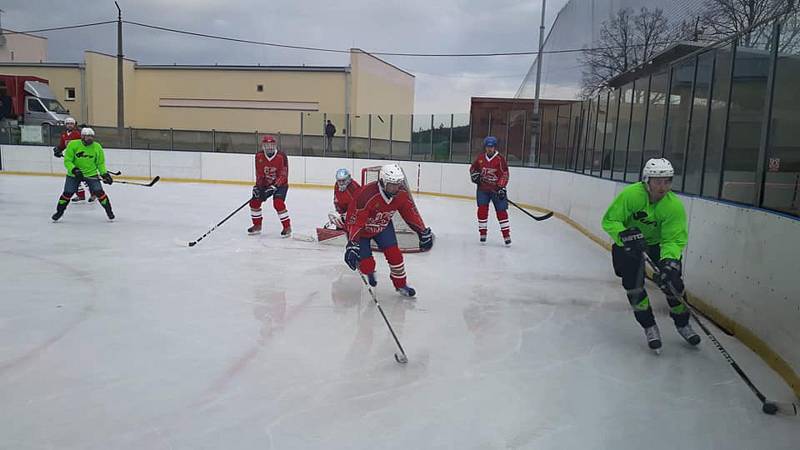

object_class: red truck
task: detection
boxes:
[0,75,71,126]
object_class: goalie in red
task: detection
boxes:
[345,164,433,297]
[331,168,360,231]
[248,135,291,237]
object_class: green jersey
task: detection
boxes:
[64,139,107,178]
[601,182,688,260]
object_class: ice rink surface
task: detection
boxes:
[1,174,798,450]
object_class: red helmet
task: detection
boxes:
[261,135,277,155]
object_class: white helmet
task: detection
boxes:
[81,127,95,137]
[64,117,76,125]
[379,163,405,186]
[642,158,674,182]
[335,168,351,191]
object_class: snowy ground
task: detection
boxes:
[1,174,798,450]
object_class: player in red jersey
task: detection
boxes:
[469,136,511,245]
[53,117,92,202]
[331,168,360,230]
[248,135,291,237]
[345,164,433,297]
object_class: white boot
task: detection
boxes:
[645,324,662,353]
[677,323,701,346]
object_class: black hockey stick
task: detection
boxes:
[508,199,553,221]
[359,273,408,364]
[184,199,251,247]
[643,252,798,416]
[114,176,160,187]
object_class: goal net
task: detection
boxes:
[360,165,424,253]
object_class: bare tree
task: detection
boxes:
[698,0,790,47]
[580,8,677,97]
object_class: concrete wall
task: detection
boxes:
[2,145,798,395]
[350,49,415,115]
[84,51,136,127]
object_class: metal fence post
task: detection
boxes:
[170,128,174,150]
[299,112,304,156]
[129,127,134,148]
[212,128,216,152]
[389,114,393,159]
[345,114,350,156]
[368,114,372,159]
[430,114,434,161]
[449,114,454,162]
[504,111,511,161]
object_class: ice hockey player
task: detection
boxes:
[248,135,291,237]
[601,158,700,353]
[469,136,511,245]
[51,127,114,222]
[345,163,433,297]
[52,117,93,203]
[332,168,361,230]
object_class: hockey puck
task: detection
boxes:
[762,402,778,415]
[394,353,408,364]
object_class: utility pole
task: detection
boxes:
[115,2,124,131]
[531,0,546,165]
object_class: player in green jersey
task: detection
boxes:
[601,158,700,353]
[51,127,115,222]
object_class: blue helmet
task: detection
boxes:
[483,136,497,148]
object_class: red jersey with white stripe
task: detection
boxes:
[347,181,426,241]
[469,151,509,192]
[255,150,289,187]
[334,179,361,215]
[58,129,81,151]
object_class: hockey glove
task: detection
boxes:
[101,173,113,185]
[496,187,507,200]
[658,259,684,294]
[418,227,433,252]
[619,228,646,253]
[470,171,481,185]
[344,241,360,271]
[71,168,84,179]
[262,185,277,201]
[53,147,63,158]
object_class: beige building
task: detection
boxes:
[0,28,47,63]
[0,48,414,135]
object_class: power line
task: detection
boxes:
[0,20,117,35]
[124,20,686,58]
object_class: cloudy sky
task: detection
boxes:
[2,0,567,113]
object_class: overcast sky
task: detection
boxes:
[2,0,566,113]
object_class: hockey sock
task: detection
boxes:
[384,245,407,289]
[249,198,263,227]
[477,205,489,236]
[274,198,291,229]
[667,296,690,327]
[95,191,110,207]
[359,256,376,275]
[497,209,511,239]
[57,194,71,209]
[627,288,656,328]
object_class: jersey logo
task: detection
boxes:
[263,166,278,183]
[633,210,657,226]
[481,167,499,183]
[75,151,91,159]
[366,210,395,233]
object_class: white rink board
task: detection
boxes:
[1,144,799,383]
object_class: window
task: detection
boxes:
[702,44,733,198]
[684,52,715,194]
[722,23,774,205]
[613,83,633,180]
[643,72,668,173]
[65,87,76,101]
[762,14,800,216]
[592,92,609,176]
[664,59,696,190]
[602,90,619,178]
[27,98,45,113]
[257,84,264,92]
[626,77,649,181]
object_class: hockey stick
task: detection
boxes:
[114,176,160,187]
[358,273,409,364]
[108,170,122,176]
[508,199,554,221]
[643,252,798,416]
[186,199,251,247]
